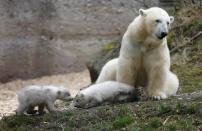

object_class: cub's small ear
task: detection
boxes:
[139,9,146,16]
[170,16,174,23]
[57,91,61,95]
[65,91,70,96]
[81,94,85,98]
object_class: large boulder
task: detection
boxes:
[0,0,159,82]
[87,40,121,83]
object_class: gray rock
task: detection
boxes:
[87,40,121,83]
[0,0,160,82]
[1,0,199,82]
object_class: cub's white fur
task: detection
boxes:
[16,85,72,115]
[73,81,136,108]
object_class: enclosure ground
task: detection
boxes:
[0,69,91,119]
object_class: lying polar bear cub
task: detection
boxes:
[16,85,72,115]
[73,81,136,108]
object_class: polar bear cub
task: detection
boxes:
[16,85,72,115]
[73,81,136,108]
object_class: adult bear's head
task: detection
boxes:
[139,7,174,40]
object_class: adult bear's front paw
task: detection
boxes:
[149,92,167,100]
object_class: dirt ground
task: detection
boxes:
[0,69,91,119]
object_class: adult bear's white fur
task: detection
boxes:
[16,85,72,115]
[96,7,179,100]
[73,81,136,108]
[96,58,117,84]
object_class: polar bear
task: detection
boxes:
[96,58,117,84]
[73,81,136,108]
[96,7,179,100]
[16,85,72,115]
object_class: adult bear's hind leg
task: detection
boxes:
[164,71,179,97]
[96,58,118,84]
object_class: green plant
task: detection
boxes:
[113,115,134,129]
[149,117,162,128]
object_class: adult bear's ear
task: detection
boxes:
[170,16,174,23]
[139,9,146,16]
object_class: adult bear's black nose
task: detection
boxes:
[161,32,168,38]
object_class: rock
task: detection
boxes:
[87,40,121,83]
[0,0,160,82]
[2,0,198,82]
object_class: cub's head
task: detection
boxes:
[73,93,89,108]
[56,86,72,101]
[139,7,174,40]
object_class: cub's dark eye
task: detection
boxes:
[155,19,161,23]
[167,21,169,25]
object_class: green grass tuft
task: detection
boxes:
[3,116,41,128]
[64,127,73,131]
[173,66,202,94]
[149,117,162,128]
[167,124,177,131]
[158,104,172,114]
[113,115,134,129]
[186,104,200,114]
[194,96,202,101]
[139,123,156,131]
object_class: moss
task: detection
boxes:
[103,42,118,51]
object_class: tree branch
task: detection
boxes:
[170,31,202,53]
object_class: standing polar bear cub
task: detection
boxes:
[16,85,72,115]
[96,7,179,100]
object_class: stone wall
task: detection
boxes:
[0,0,160,82]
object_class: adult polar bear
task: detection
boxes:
[96,7,179,100]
